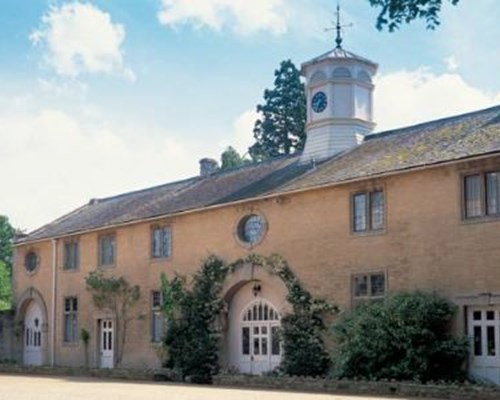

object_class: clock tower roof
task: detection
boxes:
[301,46,378,72]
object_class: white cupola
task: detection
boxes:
[300,14,378,164]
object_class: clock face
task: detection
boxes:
[311,91,328,113]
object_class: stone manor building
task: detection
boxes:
[8,39,500,383]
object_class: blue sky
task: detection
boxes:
[1,0,499,231]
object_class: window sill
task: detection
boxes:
[462,215,500,225]
[150,256,171,264]
[98,264,116,269]
[62,342,80,348]
[351,229,386,237]
[62,268,80,273]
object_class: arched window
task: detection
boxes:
[310,70,327,85]
[242,300,281,322]
[357,70,372,83]
[240,299,281,362]
[332,67,352,79]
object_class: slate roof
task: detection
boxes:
[17,105,500,244]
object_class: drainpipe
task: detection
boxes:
[51,239,58,366]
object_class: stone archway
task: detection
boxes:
[16,287,49,366]
[221,264,290,374]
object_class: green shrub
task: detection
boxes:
[332,291,469,382]
[281,312,331,376]
[162,256,228,383]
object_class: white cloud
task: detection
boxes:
[225,109,258,156]
[157,0,288,35]
[444,56,458,72]
[439,0,500,92]
[0,104,201,232]
[31,2,135,80]
[374,68,500,131]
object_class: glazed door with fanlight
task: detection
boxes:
[239,300,281,374]
[23,302,43,366]
[100,320,114,368]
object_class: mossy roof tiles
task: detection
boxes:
[18,105,500,243]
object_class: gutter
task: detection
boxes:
[51,238,57,366]
[13,150,500,247]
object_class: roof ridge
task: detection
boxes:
[18,202,91,241]
[366,104,500,142]
[95,175,200,204]
[213,152,299,176]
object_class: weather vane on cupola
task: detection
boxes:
[326,2,352,49]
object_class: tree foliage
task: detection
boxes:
[367,0,460,31]
[332,291,468,382]
[0,261,12,311]
[161,256,228,383]
[220,146,251,171]
[249,60,306,162]
[85,271,141,367]
[0,216,15,273]
[0,216,15,310]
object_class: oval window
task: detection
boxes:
[238,214,266,245]
[25,251,38,273]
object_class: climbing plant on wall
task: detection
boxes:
[230,254,337,377]
[160,253,337,380]
[85,271,141,367]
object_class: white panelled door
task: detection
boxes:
[239,299,281,374]
[23,302,43,366]
[468,307,500,384]
[100,320,114,368]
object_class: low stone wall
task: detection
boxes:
[0,364,176,382]
[213,374,500,400]
[1,365,500,399]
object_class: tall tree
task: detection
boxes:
[249,60,306,162]
[220,146,251,171]
[0,261,11,310]
[0,215,15,273]
[367,0,460,31]
[0,216,15,310]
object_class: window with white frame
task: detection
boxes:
[63,297,78,343]
[151,226,172,259]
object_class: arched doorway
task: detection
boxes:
[23,301,43,366]
[239,299,281,374]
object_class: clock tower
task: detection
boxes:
[300,8,378,163]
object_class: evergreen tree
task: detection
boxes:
[0,261,11,310]
[0,215,15,273]
[220,146,251,171]
[249,60,306,161]
[0,216,15,310]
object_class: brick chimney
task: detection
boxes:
[199,158,219,177]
